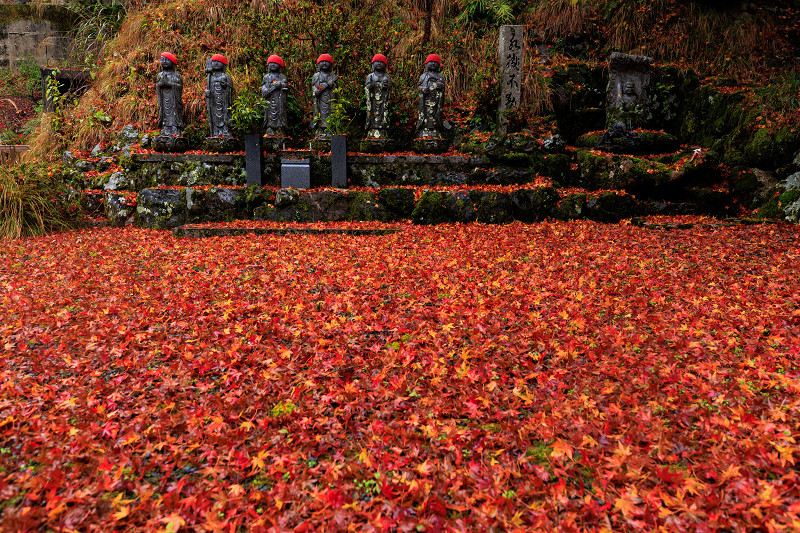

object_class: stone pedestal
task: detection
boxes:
[359,138,391,154]
[413,137,449,154]
[262,135,287,153]
[498,25,524,124]
[153,134,188,153]
[205,136,238,153]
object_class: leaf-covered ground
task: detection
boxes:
[1,220,799,531]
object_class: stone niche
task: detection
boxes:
[607,52,654,127]
[0,19,70,69]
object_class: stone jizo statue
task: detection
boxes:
[311,54,338,138]
[416,54,445,139]
[205,54,233,138]
[262,55,288,137]
[156,52,183,137]
[364,54,391,139]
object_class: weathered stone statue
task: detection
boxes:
[311,54,338,138]
[262,55,288,137]
[414,54,448,153]
[154,52,187,152]
[607,52,653,128]
[593,52,681,154]
[364,54,390,140]
[416,54,445,139]
[206,54,233,138]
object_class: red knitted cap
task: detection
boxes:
[371,54,388,66]
[210,54,228,66]
[160,52,178,65]
[267,55,285,68]
[425,54,441,65]
[317,53,334,64]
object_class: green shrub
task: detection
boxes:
[0,164,77,240]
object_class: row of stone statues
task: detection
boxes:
[155,52,446,153]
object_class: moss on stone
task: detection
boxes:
[585,192,641,223]
[552,193,587,221]
[470,191,513,224]
[345,191,386,221]
[510,187,560,222]
[378,188,415,218]
[411,191,448,225]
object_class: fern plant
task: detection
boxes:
[457,0,514,25]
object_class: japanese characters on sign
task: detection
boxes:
[498,25,524,122]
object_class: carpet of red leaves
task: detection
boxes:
[1,220,800,531]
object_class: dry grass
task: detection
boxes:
[0,163,73,240]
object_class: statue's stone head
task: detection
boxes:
[317,54,334,72]
[210,54,228,72]
[371,54,388,72]
[160,52,177,70]
[425,53,441,72]
[623,80,636,95]
[268,54,284,73]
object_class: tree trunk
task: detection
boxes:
[423,0,433,44]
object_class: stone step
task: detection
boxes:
[92,185,740,230]
[172,226,402,238]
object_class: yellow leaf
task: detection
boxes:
[550,439,574,461]
[417,460,433,476]
[113,506,130,520]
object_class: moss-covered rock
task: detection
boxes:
[346,191,387,221]
[186,187,249,223]
[585,192,642,223]
[681,188,735,218]
[575,130,680,154]
[135,188,187,229]
[444,191,477,223]
[378,188,416,219]
[573,149,673,193]
[470,191,514,224]
[510,187,560,222]
[531,153,570,180]
[552,193,588,221]
[411,191,448,225]
[730,168,779,210]
[484,168,536,185]
[104,192,136,227]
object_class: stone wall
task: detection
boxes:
[0,5,75,69]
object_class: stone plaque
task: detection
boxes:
[331,134,347,188]
[281,159,311,189]
[498,25,524,122]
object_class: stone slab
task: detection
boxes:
[173,226,402,238]
[133,153,242,164]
